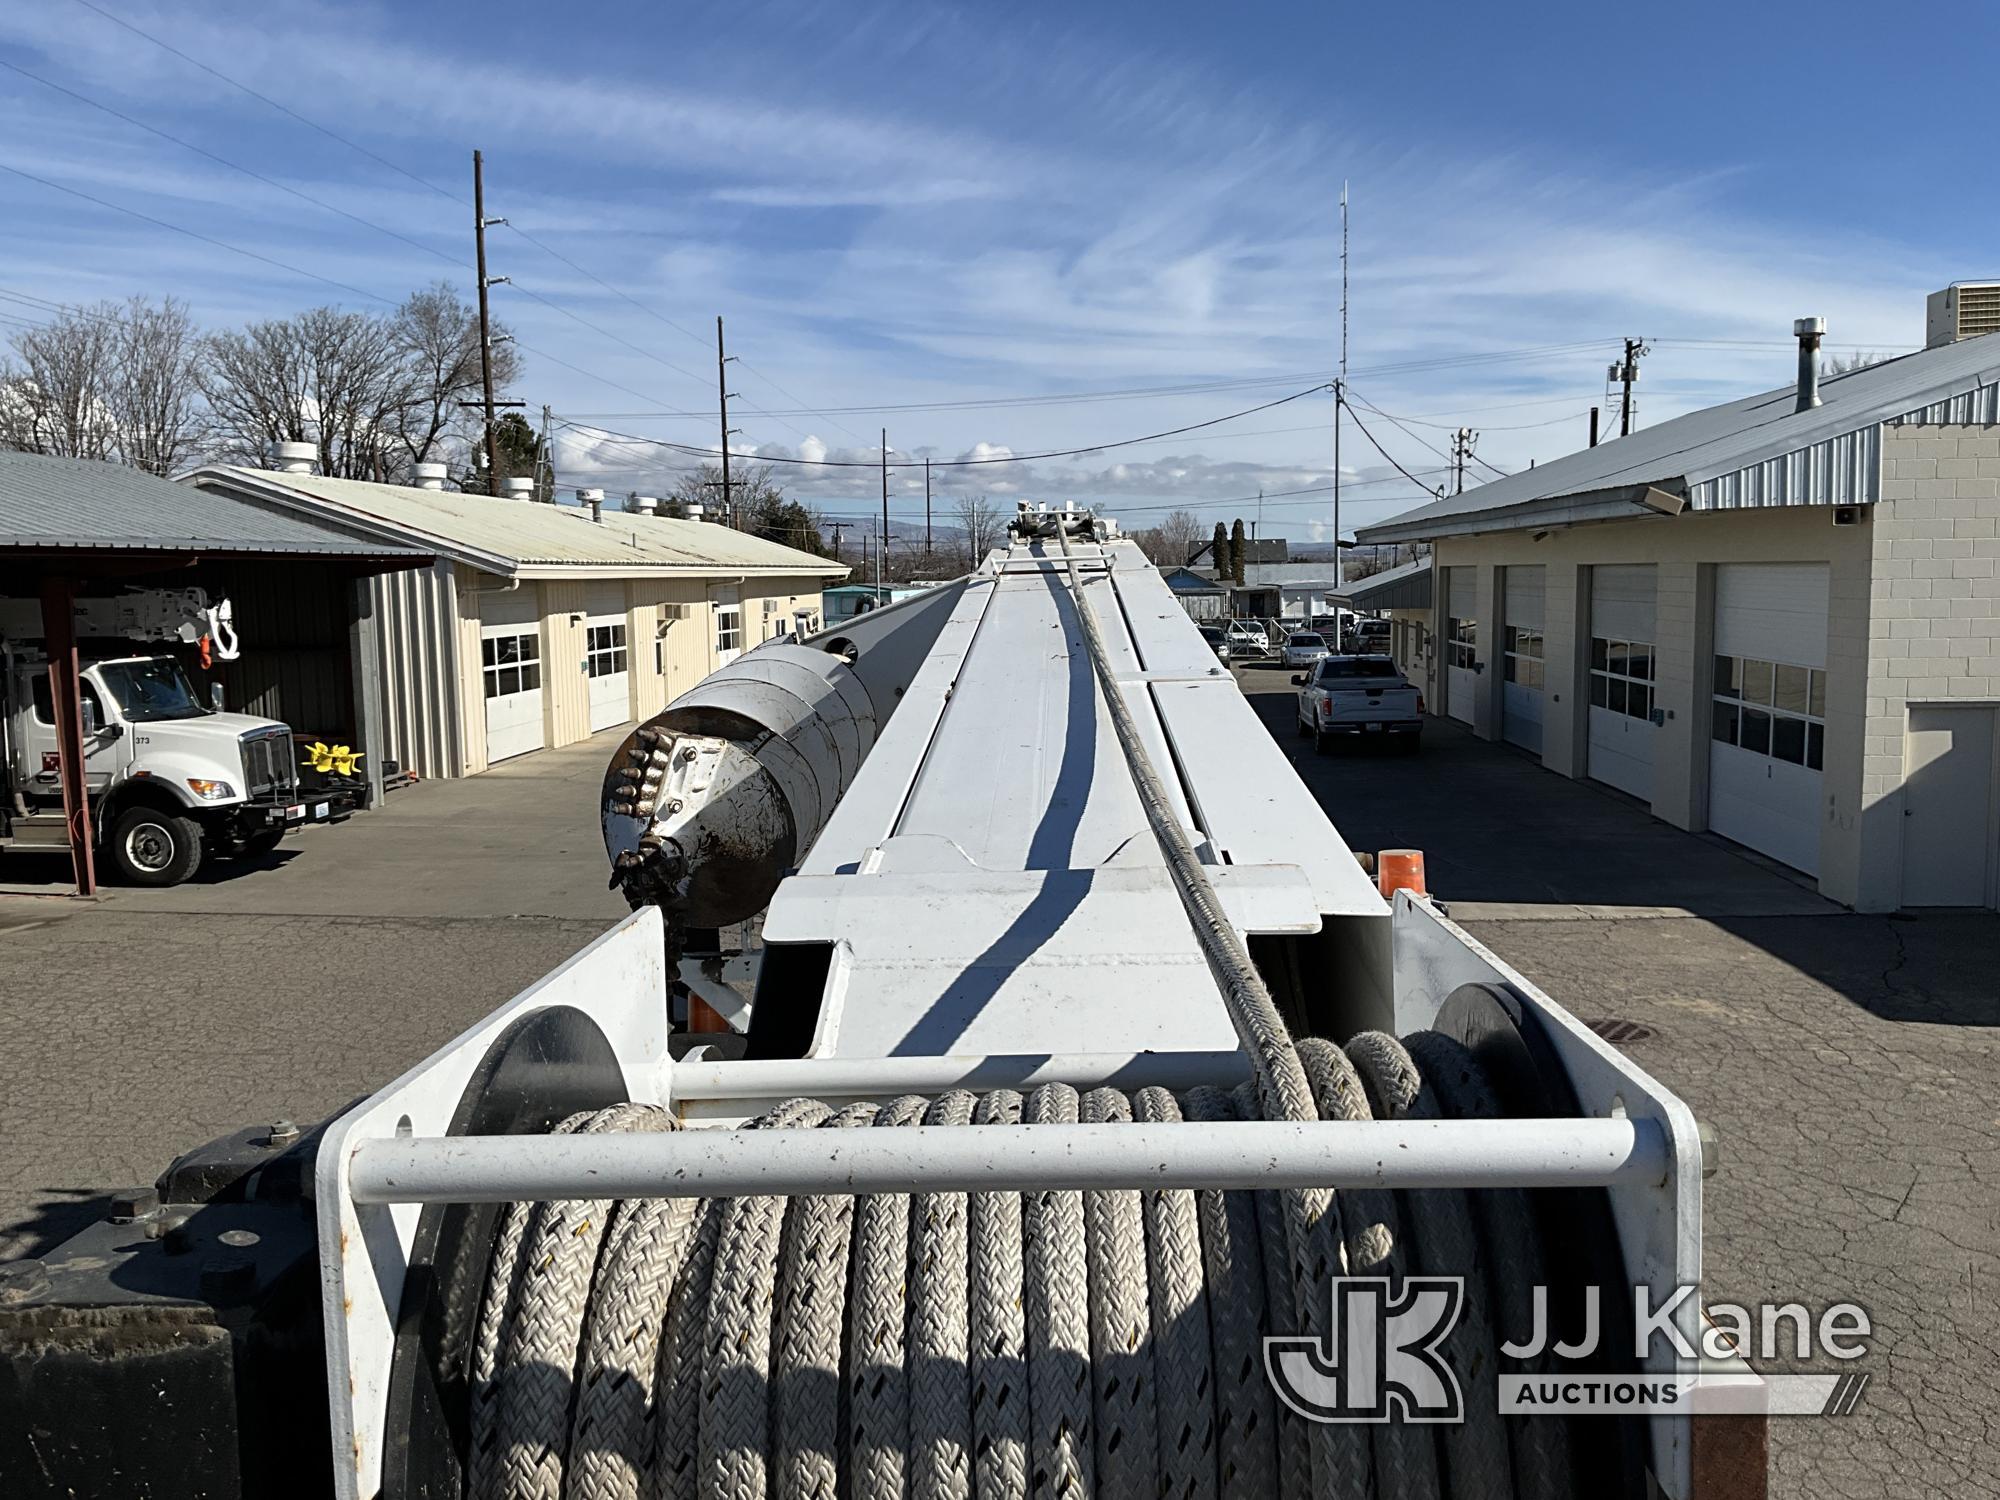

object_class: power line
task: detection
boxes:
[0,56,464,271]
[0,161,395,306]
[1339,398,1445,496]
[65,0,468,206]
[557,384,1334,471]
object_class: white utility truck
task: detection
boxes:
[0,588,329,884]
[0,508,1747,1500]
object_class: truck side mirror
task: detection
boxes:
[210,682,226,712]
[1291,674,1306,686]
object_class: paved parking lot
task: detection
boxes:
[0,728,633,1260]
[1238,663,2000,1500]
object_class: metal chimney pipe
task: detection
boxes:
[273,440,317,474]
[413,461,449,490]
[1794,317,1825,412]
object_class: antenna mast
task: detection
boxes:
[1333,181,1348,589]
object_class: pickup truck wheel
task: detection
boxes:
[108,806,203,886]
[1313,724,1333,754]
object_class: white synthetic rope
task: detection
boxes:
[469,1031,1571,1500]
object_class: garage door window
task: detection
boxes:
[1446,614,1477,670]
[1503,626,1544,689]
[482,631,540,698]
[1712,655,1824,770]
[1589,637,1654,721]
[586,622,628,678]
[715,604,742,656]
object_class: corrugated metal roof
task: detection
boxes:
[1343,556,1432,610]
[188,467,850,579]
[0,449,427,560]
[1357,332,2000,542]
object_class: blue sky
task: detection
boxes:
[1,0,1994,541]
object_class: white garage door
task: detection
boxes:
[1501,565,1545,754]
[480,586,544,764]
[1708,563,1828,875]
[1443,566,1477,725]
[1587,564,1657,801]
[584,584,631,733]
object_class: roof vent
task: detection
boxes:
[577,487,605,509]
[634,494,660,516]
[413,461,448,490]
[273,440,317,475]
[1927,281,2000,348]
[504,476,536,502]
[1794,317,1825,413]
[686,502,706,523]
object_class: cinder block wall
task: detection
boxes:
[1852,423,2000,909]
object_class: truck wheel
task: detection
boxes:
[1314,724,1333,754]
[108,806,203,886]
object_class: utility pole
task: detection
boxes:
[539,403,554,502]
[716,316,737,524]
[828,521,848,562]
[1333,180,1348,591]
[472,150,508,495]
[1451,428,1478,494]
[1610,337,1648,437]
[924,458,932,560]
[879,428,889,592]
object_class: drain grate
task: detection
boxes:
[1586,1019,1657,1044]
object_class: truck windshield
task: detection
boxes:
[95,658,211,722]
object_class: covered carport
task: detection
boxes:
[0,451,428,894]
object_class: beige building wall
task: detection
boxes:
[1431,506,1875,899]
[1853,423,2000,910]
[451,564,495,777]
[630,578,719,718]
[538,580,595,749]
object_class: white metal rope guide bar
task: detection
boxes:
[346,1116,1669,1204]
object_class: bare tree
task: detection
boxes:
[0,306,118,459]
[107,297,206,475]
[389,282,517,479]
[0,297,206,473]
[951,493,1002,569]
[201,306,414,478]
[1131,507,1203,566]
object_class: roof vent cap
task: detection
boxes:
[413,461,448,490]
[504,476,536,502]
[273,440,316,475]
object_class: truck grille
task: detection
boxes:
[240,730,297,800]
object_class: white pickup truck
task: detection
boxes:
[1293,653,1425,752]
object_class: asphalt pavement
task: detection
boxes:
[1236,662,2000,1500]
[0,726,634,1260]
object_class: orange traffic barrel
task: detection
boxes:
[1377,848,1427,898]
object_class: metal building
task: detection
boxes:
[185,465,848,777]
[1357,300,2000,912]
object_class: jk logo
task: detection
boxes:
[1264,1277,1466,1423]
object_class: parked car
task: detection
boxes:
[1281,630,1331,668]
[1198,624,1232,662]
[1294,655,1424,752]
[1223,619,1269,658]
[1343,617,1392,654]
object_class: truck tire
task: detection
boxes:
[108,806,203,886]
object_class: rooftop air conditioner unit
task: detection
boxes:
[1926,281,2000,348]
